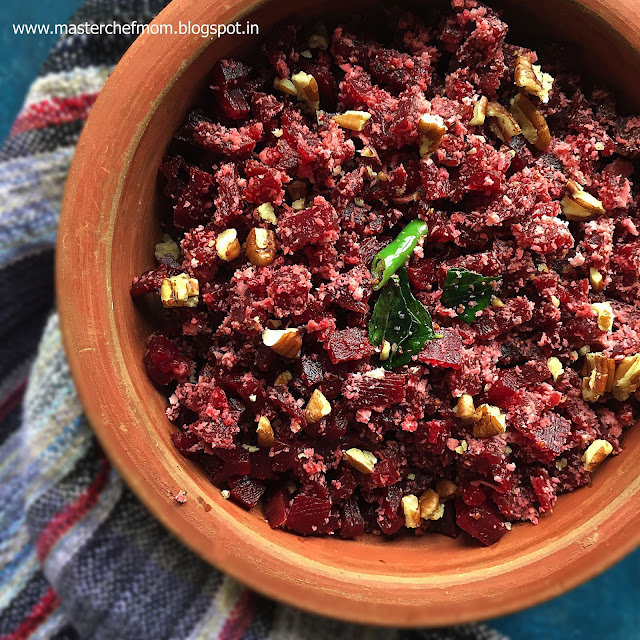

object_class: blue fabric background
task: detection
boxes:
[1,0,638,637]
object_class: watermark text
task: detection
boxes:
[12,20,260,39]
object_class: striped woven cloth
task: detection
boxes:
[0,1,509,638]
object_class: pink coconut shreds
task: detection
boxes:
[132,1,640,546]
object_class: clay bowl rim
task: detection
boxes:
[57,0,640,627]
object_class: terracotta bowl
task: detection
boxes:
[57,0,640,627]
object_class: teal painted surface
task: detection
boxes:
[0,0,83,140]
[0,1,638,637]
[492,548,640,639]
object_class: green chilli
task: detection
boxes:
[371,219,429,290]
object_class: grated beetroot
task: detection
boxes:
[133,1,640,546]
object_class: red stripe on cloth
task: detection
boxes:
[36,456,111,562]
[10,93,98,135]
[218,589,257,640]
[0,587,60,640]
[0,378,28,424]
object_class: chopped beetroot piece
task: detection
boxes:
[420,159,451,200]
[160,155,188,200]
[130,263,176,297]
[460,482,486,507]
[268,387,307,431]
[285,494,332,534]
[251,92,284,121]
[253,344,277,372]
[189,417,240,451]
[306,60,338,111]
[383,483,403,514]
[265,488,290,529]
[303,480,331,500]
[244,160,289,205]
[214,163,245,225]
[513,405,572,463]
[319,371,345,401]
[319,510,341,535]
[492,484,537,522]
[429,502,459,538]
[343,372,406,410]
[417,328,463,369]
[487,376,521,408]
[457,143,507,194]
[181,230,219,283]
[533,413,572,462]
[214,87,250,120]
[331,467,357,500]
[512,215,574,255]
[480,463,517,495]
[250,449,275,480]
[268,265,312,318]
[217,374,266,412]
[356,236,392,268]
[378,511,405,536]
[324,327,376,364]
[340,497,365,538]
[486,363,550,407]
[301,356,323,387]
[144,334,193,385]
[530,470,556,512]
[229,475,266,508]
[473,298,533,341]
[212,58,252,90]
[368,457,402,487]
[303,243,340,279]
[227,397,247,421]
[270,439,297,473]
[194,121,262,158]
[370,165,407,200]
[414,420,452,455]
[174,382,228,415]
[170,431,200,458]
[327,266,373,313]
[406,257,437,291]
[456,500,508,546]
[172,166,216,228]
[278,197,339,253]
[325,402,349,440]
[176,385,241,451]
[215,449,252,481]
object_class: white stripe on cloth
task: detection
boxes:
[19,66,113,109]
[0,535,39,611]
[42,467,124,586]
[0,147,75,268]
[21,316,94,511]
[0,431,39,615]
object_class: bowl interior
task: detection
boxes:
[59,0,640,626]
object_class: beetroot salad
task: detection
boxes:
[130,0,640,545]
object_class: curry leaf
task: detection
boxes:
[441,268,501,324]
[369,267,437,369]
